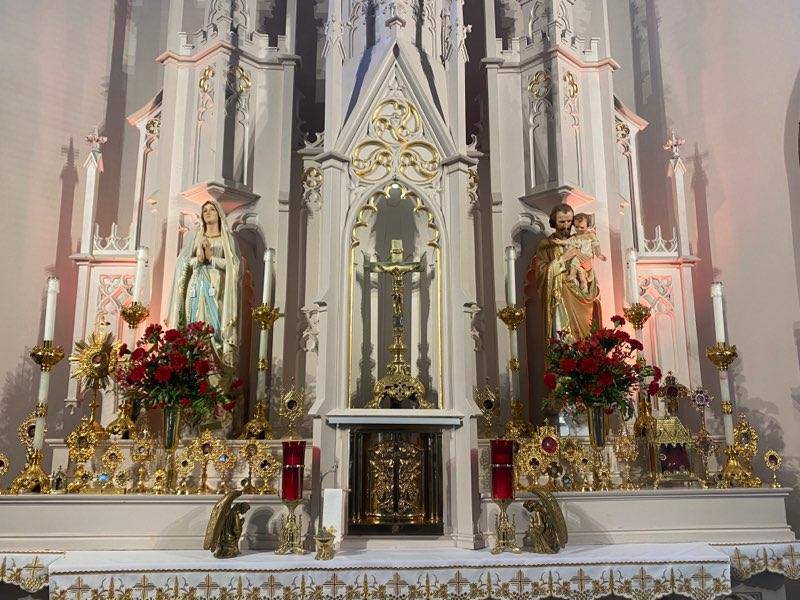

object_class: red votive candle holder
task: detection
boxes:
[281,440,306,501]
[490,439,515,501]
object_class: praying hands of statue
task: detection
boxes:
[201,238,213,263]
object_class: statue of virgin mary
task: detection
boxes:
[168,200,241,365]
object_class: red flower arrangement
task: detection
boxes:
[116,322,241,422]
[544,315,661,420]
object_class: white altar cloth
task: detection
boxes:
[47,543,732,599]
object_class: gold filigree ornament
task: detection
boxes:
[764,450,782,488]
[0,452,9,477]
[255,450,281,495]
[213,443,237,494]
[130,436,154,493]
[66,463,92,494]
[175,452,195,495]
[351,98,441,184]
[198,65,214,93]
[69,326,121,437]
[151,468,168,495]
[515,440,547,492]
[95,442,125,493]
[614,427,639,491]
[65,418,99,465]
[473,380,500,437]
[722,414,761,488]
[189,430,223,494]
[527,69,552,99]
[17,409,39,449]
[239,440,266,494]
[278,382,306,439]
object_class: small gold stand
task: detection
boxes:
[764,450,782,488]
[130,437,154,493]
[240,399,273,440]
[239,440,265,494]
[189,430,222,494]
[314,527,336,560]
[106,399,136,439]
[275,499,307,555]
[614,427,639,491]
[490,499,521,554]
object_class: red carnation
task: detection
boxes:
[180,397,190,407]
[611,315,626,327]
[199,380,209,394]
[232,378,243,390]
[164,329,180,343]
[597,372,613,388]
[155,365,173,383]
[170,352,188,370]
[578,357,599,374]
[118,343,130,356]
[630,339,644,352]
[652,366,663,382]
[559,358,577,374]
[130,347,147,362]
[194,359,211,376]
[223,401,236,412]
[129,365,146,383]
[144,323,162,338]
[544,372,558,390]
[614,329,630,342]
[647,380,660,396]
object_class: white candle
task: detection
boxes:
[32,372,50,450]
[710,282,725,344]
[132,247,148,303]
[625,248,639,305]
[263,248,276,306]
[505,246,517,305]
[43,277,60,341]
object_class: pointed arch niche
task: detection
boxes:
[347,181,444,409]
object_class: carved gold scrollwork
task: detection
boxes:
[563,71,579,100]
[199,66,215,93]
[527,70,552,99]
[351,98,441,184]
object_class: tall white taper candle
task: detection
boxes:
[263,248,276,306]
[43,277,60,341]
[257,249,277,397]
[34,277,59,450]
[505,246,517,306]
[710,282,726,344]
[625,248,639,305]
[132,247,148,303]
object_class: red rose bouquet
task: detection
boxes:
[544,315,661,420]
[116,322,241,423]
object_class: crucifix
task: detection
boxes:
[367,239,429,409]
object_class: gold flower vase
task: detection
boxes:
[163,405,182,492]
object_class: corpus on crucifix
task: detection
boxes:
[367,240,429,409]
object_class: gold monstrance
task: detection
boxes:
[367,240,429,409]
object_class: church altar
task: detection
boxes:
[1,1,798,600]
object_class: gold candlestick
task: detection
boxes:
[706,342,738,371]
[9,448,50,495]
[622,302,651,332]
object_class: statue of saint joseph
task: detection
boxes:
[530,203,601,341]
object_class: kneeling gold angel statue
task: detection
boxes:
[204,490,251,558]
[523,488,568,554]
